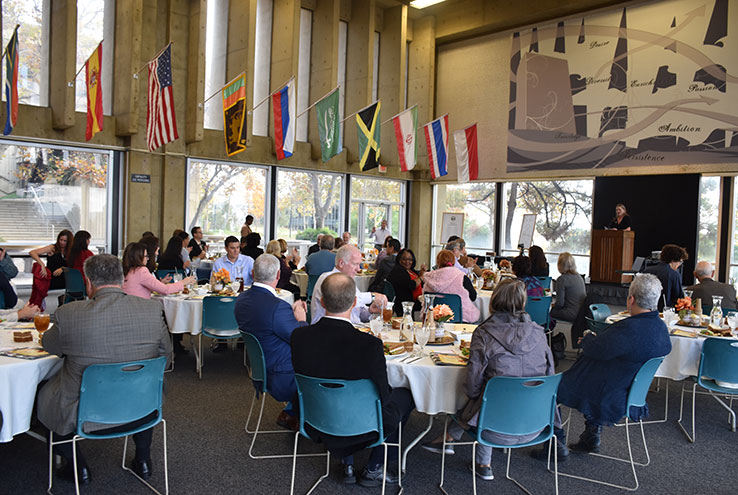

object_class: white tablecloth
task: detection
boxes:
[383,326,469,415]
[0,323,62,443]
[292,271,374,298]
[474,289,494,321]
[155,289,295,335]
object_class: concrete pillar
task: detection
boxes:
[408,180,432,266]
[377,5,407,169]
[113,0,143,136]
[186,0,206,143]
[407,15,435,180]
[49,0,77,130]
[226,0,257,141]
[270,0,301,146]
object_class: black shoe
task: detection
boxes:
[421,440,455,455]
[58,461,91,485]
[530,427,569,461]
[341,463,356,484]
[469,463,494,481]
[569,424,601,453]
[212,343,227,353]
[132,458,152,480]
[358,465,399,487]
[174,344,189,355]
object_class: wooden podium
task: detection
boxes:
[590,230,635,283]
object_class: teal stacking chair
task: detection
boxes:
[383,280,396,303]
[536,276,552,290]
[425,292,463,323]
[558,356,665,491]
[155,269,178,281]
[62,268,86,304]
[48,356,168,495]
[291,375,402,495]
[240,331,323,461]
[439,374,562,495]
[677,338,738,443]
[197,296,240,379]
[305,274,321,322]
[585,317,611,334]
[589,304,612,322]
[0,291,5,309]
[526,295,552,331]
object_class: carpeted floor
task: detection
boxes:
[1,343,737,494]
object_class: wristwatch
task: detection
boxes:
[582,329,596,338]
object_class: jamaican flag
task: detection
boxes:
[356,101,381,171]
[222,73,247,156]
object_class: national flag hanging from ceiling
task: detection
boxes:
[356,101,381,171]
[3,25,19,136]
[272,79,295,160]
[423,114,449,179]
[146,43,179,151]
[454,123,478,183]
[392,106,417,172]
[222,73,247,156]
[85,42,103,141]
[316,87,340,162]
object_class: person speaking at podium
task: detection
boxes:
[607,203,631,231]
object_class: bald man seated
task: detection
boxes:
[685,261,738,310]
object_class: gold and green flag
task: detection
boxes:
[356,101,381,171]
[222,73,247,156]
[316,87,340,162]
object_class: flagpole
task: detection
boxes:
[132,42,174,79]
[0,25,20,63]
[249,76,295,112]
[295,85,340,119]
[380,104,417,126]
[199,71,247,107]
[341,99,381,123]
[67,40,103,87]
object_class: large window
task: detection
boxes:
[252,0,273,137]
[2,0,50,107]
[433,182,495,255]
[0,141,112,248]
[186,160,268,237]
[295,8,312,142]
[350,176,405,250]
[74,0,113,114]
[275,169,344,242]
[697,175,720,267]
[203,0,229,130]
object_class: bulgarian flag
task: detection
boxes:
[85,42,103,141]
[3,25,19,136]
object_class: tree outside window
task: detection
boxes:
[2,0,48,106]
[275,170,343,241]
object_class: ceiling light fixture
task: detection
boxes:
[409,0,447,9]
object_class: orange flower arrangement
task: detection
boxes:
[432,304,455,323]
[675,297,693,312]
[498,259,511,270]
[212,268,231,285]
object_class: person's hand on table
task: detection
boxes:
[18,303,40,320]
[182,275,196,286]
[292,300,307,322]
[162,274,173,283]
[369,293,387,313]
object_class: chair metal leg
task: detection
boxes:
[708,391,737,432]
[677,381,698,443]
[196,333,203,379]
[71,437,81,495]
[438,417,476,495]
[47,432,55,494]
[289,431,330,495]
[616,380,669,426]
[121,421,169,495]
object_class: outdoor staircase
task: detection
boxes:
[0,199,73,242]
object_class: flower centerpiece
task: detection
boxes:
[498,259,512,272]
[675,296,693,318]
[481,269,495,289]
[212,268,231,291]
[432,304,454,336]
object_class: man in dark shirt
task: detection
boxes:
[291,273,414,486]
[643,244,687,310]
[686,261,738,310]
[369,238,400,292]
[188,226,208,260]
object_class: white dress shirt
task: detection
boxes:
[370,227,391,246]
[310,268,372,324]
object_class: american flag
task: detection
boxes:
[147,44,179,151]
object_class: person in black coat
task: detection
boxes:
[369,238,401,293]
[386,249,426,316]
[528,245,549,278]
[291,273,414,486]
[157,236,186,271]
[241,232,264,259]
[644,244,687,310]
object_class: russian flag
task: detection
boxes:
[272,79,295,160]
[453,123,478,183]
[423,114,449,179]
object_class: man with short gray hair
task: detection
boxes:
[235,254,308,431]
[552,273,671,455]
[685,261,737,310]
[38,254,171,485]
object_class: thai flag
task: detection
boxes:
[272,79,296,160]
[423,114,449,179]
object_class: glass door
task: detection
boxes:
[352,201,391,251]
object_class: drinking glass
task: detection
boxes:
[34,313,50,333]
[173,271,183,283]
[662,308,677,330]
[683,290,693,300]
[727,313,738,338]
[382,300,393,327]
[415,323,431,357]
[369,315,383,337]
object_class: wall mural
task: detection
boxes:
[507,0,737,172]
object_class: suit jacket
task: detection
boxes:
[234,285,307,401]
[369,254,396,293]
[291,317,402,451]
[38,287,171,435]
[685,278,738,310]
[644,262,683,309]
[305,249,336,277]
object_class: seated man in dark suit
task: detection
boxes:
[307,234,323,256]
[305,234,336,277]
[38,254,172,485]
[234,254,308,431]
[368,238,400,293]
[556,274,671,453]
[686,261,738,310]
[291,272,414,486]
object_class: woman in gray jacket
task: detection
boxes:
[422,278,555,480]
[550,252,586,322]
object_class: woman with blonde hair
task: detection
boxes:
[551,252,586,322]
[423,249,480,323]
[266,240,300,298]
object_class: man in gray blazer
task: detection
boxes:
[685,261,738,310]
[38,254,171,485]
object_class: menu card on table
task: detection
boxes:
[0,347,50,360]
[430,352,468,366]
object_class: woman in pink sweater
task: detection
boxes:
[122,242,195,299]
[423,250,481,323]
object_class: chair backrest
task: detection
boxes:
[699,338,738,385]
[306,274,321,302]
[63,268,86,302]
[585,317,611,333]
[525,296,552,330]
[240,331,268,392]
[195,267,212,282]
[0,290,5,310]
[425,292,463,323]
[294,374,384,445]
[631,256,645,272]
[156,269,178,280]
[76,356,166,439]
[201,296,239,333]
[589,304,612,321]
[477,374,562,440]
[536,276,552,289]
[625,356,665,414]
[383,280,396,302]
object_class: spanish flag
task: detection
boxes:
[85,42,103,141]
[356,101,381,171]
[222,73,247,156]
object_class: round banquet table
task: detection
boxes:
[473,289,494,322]
[291,271,374,298]
[0,323,62,443]
[154,289,295,335]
